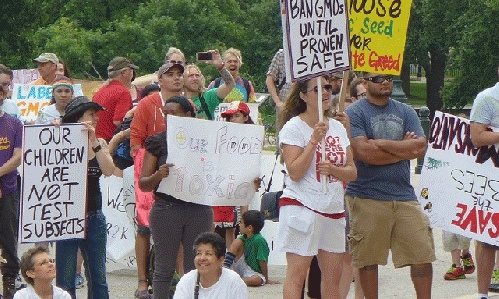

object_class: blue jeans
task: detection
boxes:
[56,210,109,299]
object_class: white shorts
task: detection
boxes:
[275,205,346,256]
[232,254,266,285]
[442,230,472,252]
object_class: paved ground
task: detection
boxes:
[4,160,498,298]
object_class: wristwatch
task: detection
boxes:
[92,144,102,153]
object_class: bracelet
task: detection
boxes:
[309,139,318,146]
[92,144,102,153]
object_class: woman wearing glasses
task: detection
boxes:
[276,76,357,299]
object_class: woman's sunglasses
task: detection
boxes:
[307,84,333,93]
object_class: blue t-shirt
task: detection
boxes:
[345,99,424,201]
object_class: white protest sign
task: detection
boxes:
[11,84,84,122]
[20,124,88,243]
[417,111,499,246]
[157,115,265,206]
[12,69,40,86]
[281,0,351,82]
[101,166,137,266]
[212,102,259,123]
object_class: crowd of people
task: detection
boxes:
[0,46,498,299]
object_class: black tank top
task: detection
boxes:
[87,157,102,211]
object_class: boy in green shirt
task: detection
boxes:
[223,210,272,286]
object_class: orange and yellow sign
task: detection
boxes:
[348,0,413,75]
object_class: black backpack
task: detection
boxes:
[112,117,134,170]
[213,77,252,103]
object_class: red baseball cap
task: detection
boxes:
[221,101,250,118]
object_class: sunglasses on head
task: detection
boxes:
[307,84,333,93]
[365,75,393,83]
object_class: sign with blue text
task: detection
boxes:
[157,116,265,206]
[19,124,88,243]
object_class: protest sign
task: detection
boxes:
[281,0,351,82]
[11,84,84,122]
[20,124,88,243]
[101,167,137,265]
[348,0,413,75]
[212,102,259,123]
[417,111,499,246]
[12,69,40,86]
[157,115,265,206]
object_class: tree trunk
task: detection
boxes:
[426,48,447,119]
[401,60,411,97]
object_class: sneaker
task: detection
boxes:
[75,273,86,289]
[444,265,466,280]
[461,253,476,274]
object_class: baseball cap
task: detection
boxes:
[33,53,59,64]
[62,96,105,123]
[221,101,250,118]
[107,57,139,72]
[158,62,184,77]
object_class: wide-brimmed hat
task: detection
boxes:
[221,101,250,118]
[107,57,139,72]
[62,96,105,123]
[33,53,59,64]
[158,62,184,77]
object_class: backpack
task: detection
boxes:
[112,117,134,170]
[213,77,252,103]
[198,92,212,120]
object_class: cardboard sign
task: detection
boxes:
[348,0,413,75]
[20,124,88,243]
[281,0,351,82]
[11,84,84,122]
[417,111,499,246]
[101,167,137,265]
[157,116,265,206]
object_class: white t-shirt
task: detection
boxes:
[36,104,61,124]
[13,285,71,299]
[279,116,350,214]
[173,268,248,299]
[470,82,499,128]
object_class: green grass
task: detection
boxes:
[407,81,451,107]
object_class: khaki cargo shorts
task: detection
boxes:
[346,195,436,269]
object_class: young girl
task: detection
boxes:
[213,102,257,249]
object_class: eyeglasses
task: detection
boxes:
[307,84,333,93]
[169,60,184,65]
[365,75,393,83]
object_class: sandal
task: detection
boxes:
[134,289,152,299]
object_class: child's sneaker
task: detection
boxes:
[461,253,476,274]
[444,264,466,280]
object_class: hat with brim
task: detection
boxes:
[158,62,184,77]
[221,101,250,118]
[62,96,105,123]
[107,57,139,72]
[33,53,59,64]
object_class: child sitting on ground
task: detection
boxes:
[223,210,274,286]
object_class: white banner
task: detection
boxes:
[157,115,265,206]
[101,167,137,267]
[281,0,351,82]
[418,111,499,246]
[11,84,84,122]
[20,124,88,243]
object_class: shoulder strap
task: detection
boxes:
[194,272,201,299]
[242,78,251,103]
[199,93,212,120]
[276,76,287,91]
[264,152,280,193]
